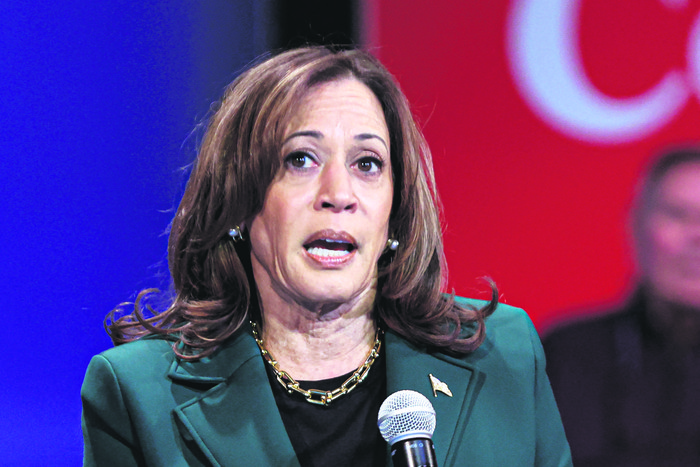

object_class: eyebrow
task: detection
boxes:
[283,130,323,144]
[355,133,389,151]
[283,130,389,151]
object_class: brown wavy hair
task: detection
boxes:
[107,46,497,360]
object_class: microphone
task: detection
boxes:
[377,390,438,467]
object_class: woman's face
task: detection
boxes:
[248,78,393,310]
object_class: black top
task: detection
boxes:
[266,349,387,467]
[543,290,700,467]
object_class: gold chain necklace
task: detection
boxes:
[250,321,383,406]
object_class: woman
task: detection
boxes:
[82,46,572,466]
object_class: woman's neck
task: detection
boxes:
[257,292,378,381]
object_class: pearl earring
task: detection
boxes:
[228,225,244,242]
[386,238,399,251]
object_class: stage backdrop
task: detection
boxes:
[1,1,268,464]
[367,0,700,330]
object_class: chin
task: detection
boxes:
[299,281,372,307]
[307,288,358,304]
[664,286,700,310]
[679,292,700,310]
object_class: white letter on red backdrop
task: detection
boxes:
[507,0,692,144]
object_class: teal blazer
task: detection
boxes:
[81,299,572,466]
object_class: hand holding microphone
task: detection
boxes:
[377,390,438,467]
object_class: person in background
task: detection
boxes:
[81,46,571,466]
[543,146,700,466]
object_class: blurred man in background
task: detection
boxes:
[543,146,700,466]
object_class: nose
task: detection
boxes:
[314,160,358,213]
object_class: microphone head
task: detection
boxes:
[377,390,437,445]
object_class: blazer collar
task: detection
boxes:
[167,324,258,384]
[168,326,484,467]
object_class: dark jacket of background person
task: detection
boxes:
[544,289,700,466]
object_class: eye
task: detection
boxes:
[284,151,316,169]
[355,156,383,174]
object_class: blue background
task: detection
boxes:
[1,1,270,463]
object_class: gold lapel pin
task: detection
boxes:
[429,374,453,397]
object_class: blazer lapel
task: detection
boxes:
[169,327,300,467]
[385,331,484,467]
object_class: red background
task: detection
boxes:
[369,0,700,331]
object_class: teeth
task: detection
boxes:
[307,247,350,257]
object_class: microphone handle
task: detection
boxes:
[391,437,438,467]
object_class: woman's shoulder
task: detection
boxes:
[454,295,533,334]
[81,337,179,416]
[454,295,542,366]
[87,337,176,377]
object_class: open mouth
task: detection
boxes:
[303,230,357,259]
[304,238,356,257]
